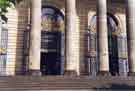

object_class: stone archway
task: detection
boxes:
[40,6,65,75]
[0,17,8,75]
[87,13,128,76]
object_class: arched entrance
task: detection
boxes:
[88,14,128,76]
[40,6,65,75]
[107,14,119,76]
[0,17,8,75]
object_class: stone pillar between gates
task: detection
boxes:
[65,0,80,75]
[29,0,41,76]
[97,0,110,76]
[126,0,135,76]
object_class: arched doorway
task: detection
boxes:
[88,14,127,76]
[86,15,97,76]
[0,17,8,75]
[107,14,119,76]
[41,6,65,75]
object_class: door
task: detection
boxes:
[41,31,63,75]
[41,52,61,75]
[40,6,64,75]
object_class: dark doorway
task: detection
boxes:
[40,6,65,75]
[41,52,61,75]
[108,35,119,76]
[40,31,62,75]
[107,14,119,76]
[88,14,121,76]
[40,31,64,75]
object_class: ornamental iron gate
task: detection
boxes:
[85,30,98,77]
[0,24,8,75]
[41,31,65,75]
[87,14,128,76]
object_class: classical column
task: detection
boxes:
[97,0,110,75]
[126,0,135,76]
[29,0,41,75]
[65,0,79,75]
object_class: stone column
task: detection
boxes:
[29,0,41,75]
[97,0,110,75]
[126,0,135,76]
[65,0,79,75]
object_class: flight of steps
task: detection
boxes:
[0,76,135,91]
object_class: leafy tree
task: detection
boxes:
[0,0,13,23]
[0,0,21,28]
[0,0,22,22]
[0,0,22,15]
[0,0,11,15]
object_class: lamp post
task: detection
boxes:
[22,24,31,75]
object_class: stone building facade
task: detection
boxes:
[0,0,134,76]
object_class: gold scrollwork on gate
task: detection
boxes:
[0,48,7,54]
[111,26,122,36]
[42,16,64,32]
[88,24,96,33]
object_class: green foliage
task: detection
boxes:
[0,0,11,14]
[0,0,22,15]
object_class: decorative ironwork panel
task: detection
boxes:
[85,30,98,76]
[0,26,8,75]
[41,31,61,52]
[87,14,128,76]
[41,31,64,75]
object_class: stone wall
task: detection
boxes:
[5,0,126,75]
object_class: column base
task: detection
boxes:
[128,72,135,76]
[97,71,111,76]
[64,70,77,76]
[28,70,42,76]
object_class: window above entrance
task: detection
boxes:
[41,7,64,32]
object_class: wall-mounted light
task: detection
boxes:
[26,24,31,31]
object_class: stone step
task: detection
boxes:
[0,76,134,90]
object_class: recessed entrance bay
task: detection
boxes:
[40,7,64,75]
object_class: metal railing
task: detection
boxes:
[0,26,8,76]
[85,30,128,76]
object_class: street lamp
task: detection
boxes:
[26,24,31,31]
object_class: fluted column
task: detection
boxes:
[97,0,110,75]
[126,0,135,76]
[29,0,41,75]
[65,0,79,75]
